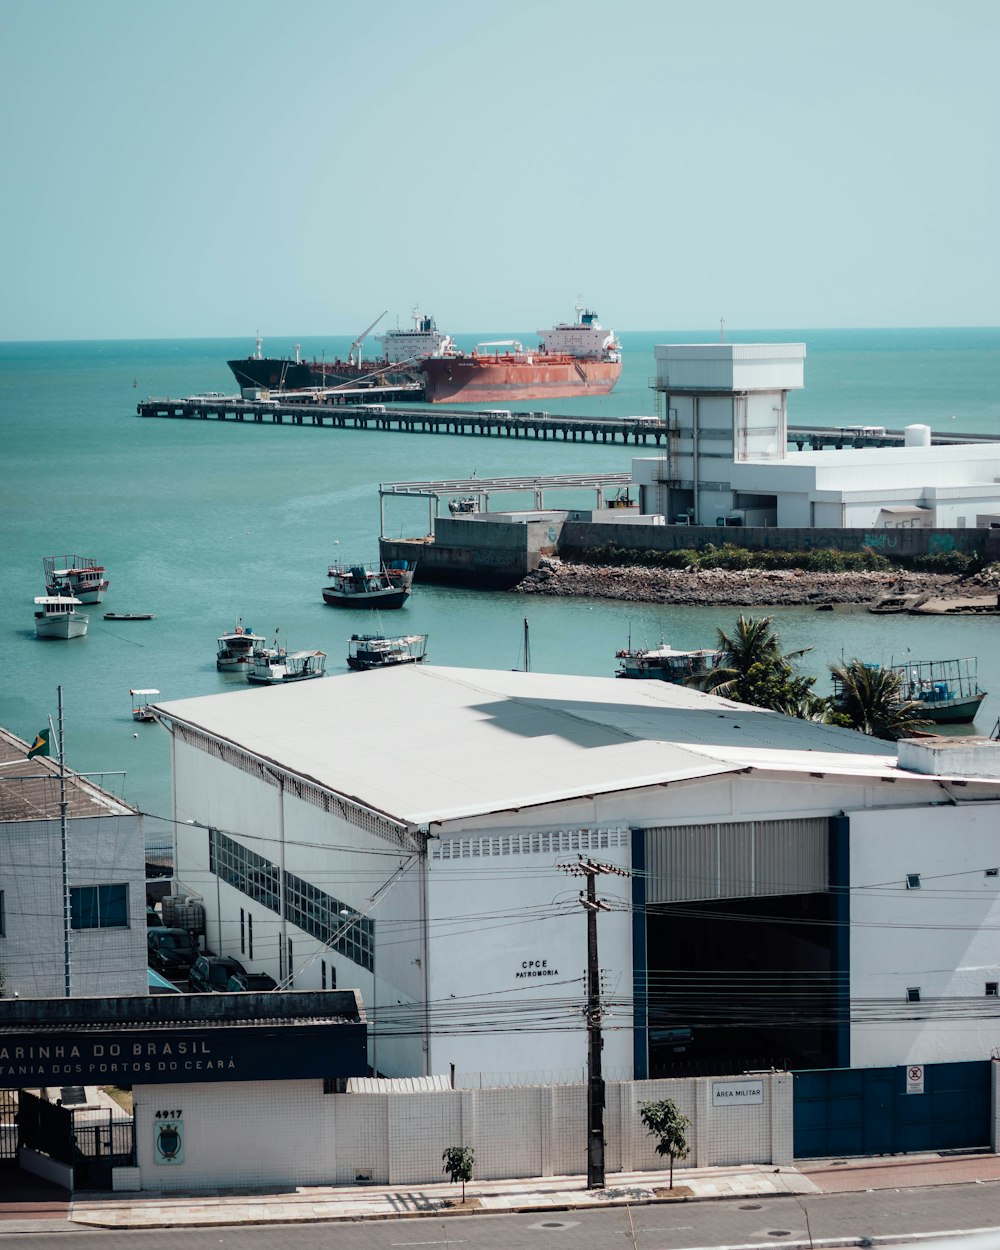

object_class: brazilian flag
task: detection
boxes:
[27,728,50,759]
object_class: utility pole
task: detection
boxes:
[56,686,71,998]
[558,855,630,1189]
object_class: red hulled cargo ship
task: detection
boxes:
[419,306,621,404]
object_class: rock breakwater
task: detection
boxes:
[514,558,970,608]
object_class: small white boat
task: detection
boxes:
[216,620,267,671]
[43,555,109,604]
[247,648,327,684]
[34,596,88,640]
[347,633,428,670]
[615,642,720,682]
[130,688,160,722]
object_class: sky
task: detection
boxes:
[2,0,997,340]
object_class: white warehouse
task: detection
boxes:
[159,668,1000,1085]
[634,342,1000,529]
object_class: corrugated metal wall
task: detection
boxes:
[643,818,828,903]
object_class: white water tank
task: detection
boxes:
[904,424,932,447]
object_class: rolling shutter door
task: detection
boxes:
[643,817,828,904]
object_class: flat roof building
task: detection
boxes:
[638,342,1000,529]
[159,668,1000,1085]
[0,727,147,999]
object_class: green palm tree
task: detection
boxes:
[688,615,816,713]
[829,658,931,740]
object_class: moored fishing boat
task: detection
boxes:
[247,648,327,684]
[43,555,109,604]
[347,633,428,670]
[615,642,721,682]
[892,657,987,724]
[34,596,88,640]
[420,305,621,404]
[322,559,416,609]
[830,656,987,725]
[216,620,267,671]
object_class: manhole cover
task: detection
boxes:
[527,1221,579,1231]
[540,1224,566,1229]
[739,1204,763,1210]
[767,1233,792,1238]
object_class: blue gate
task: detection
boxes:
[793,1061,992,1158]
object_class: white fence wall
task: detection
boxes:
[126,1074,792,1192]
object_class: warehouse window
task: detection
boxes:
[70,884,129,929]
[906,874,922,890]
[0,890,5,935]
[906,986,921,1003]
[209,828,279,913]
[986,983,998,997]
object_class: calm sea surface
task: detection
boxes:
[2,327,999,846]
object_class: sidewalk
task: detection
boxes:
[2,1151,998,1235]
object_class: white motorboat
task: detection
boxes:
[216,620,268,671]
[247,649,327,684]
[347,633,428,670]
[43,555,109,604]
[34,596,88,640]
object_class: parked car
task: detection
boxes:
[227,971,278,992]
[147,926,200,978]
[188,954,247,993]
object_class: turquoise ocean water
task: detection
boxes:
[2,327,999,847]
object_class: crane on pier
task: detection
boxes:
[348,311,388,367]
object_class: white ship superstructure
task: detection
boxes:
[377,309,455,364]
[539,304,620,360]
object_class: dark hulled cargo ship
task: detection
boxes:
[227,312,455,394]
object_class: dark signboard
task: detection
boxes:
[0,1022,367,1087]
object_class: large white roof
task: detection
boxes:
[156,667,902,826]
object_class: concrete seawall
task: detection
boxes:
[380,519,1000,590]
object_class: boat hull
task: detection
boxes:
[228,357,419,392]
[323,586,411,609]
[35,614,88,639]
[346,655,422,670]
[48,580,108,604]
[247,669,325,684]
[420,356,622,404]
[913,692,987,724]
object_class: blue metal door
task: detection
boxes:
[793,1061,991,1158]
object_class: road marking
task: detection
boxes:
[392,1242,468,1247]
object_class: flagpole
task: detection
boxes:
[58,685,72,998]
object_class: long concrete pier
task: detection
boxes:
[135,397,1000,449]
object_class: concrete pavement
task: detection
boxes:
[0,1151,998,1234]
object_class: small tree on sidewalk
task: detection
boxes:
[639,1099,690,1189]
[442,1145,475,1203]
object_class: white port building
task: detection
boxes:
[0,726,148,999]
[633,342,1000,529]
[159,668,1000,1086]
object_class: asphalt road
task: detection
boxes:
[4,1183,1000,1249]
